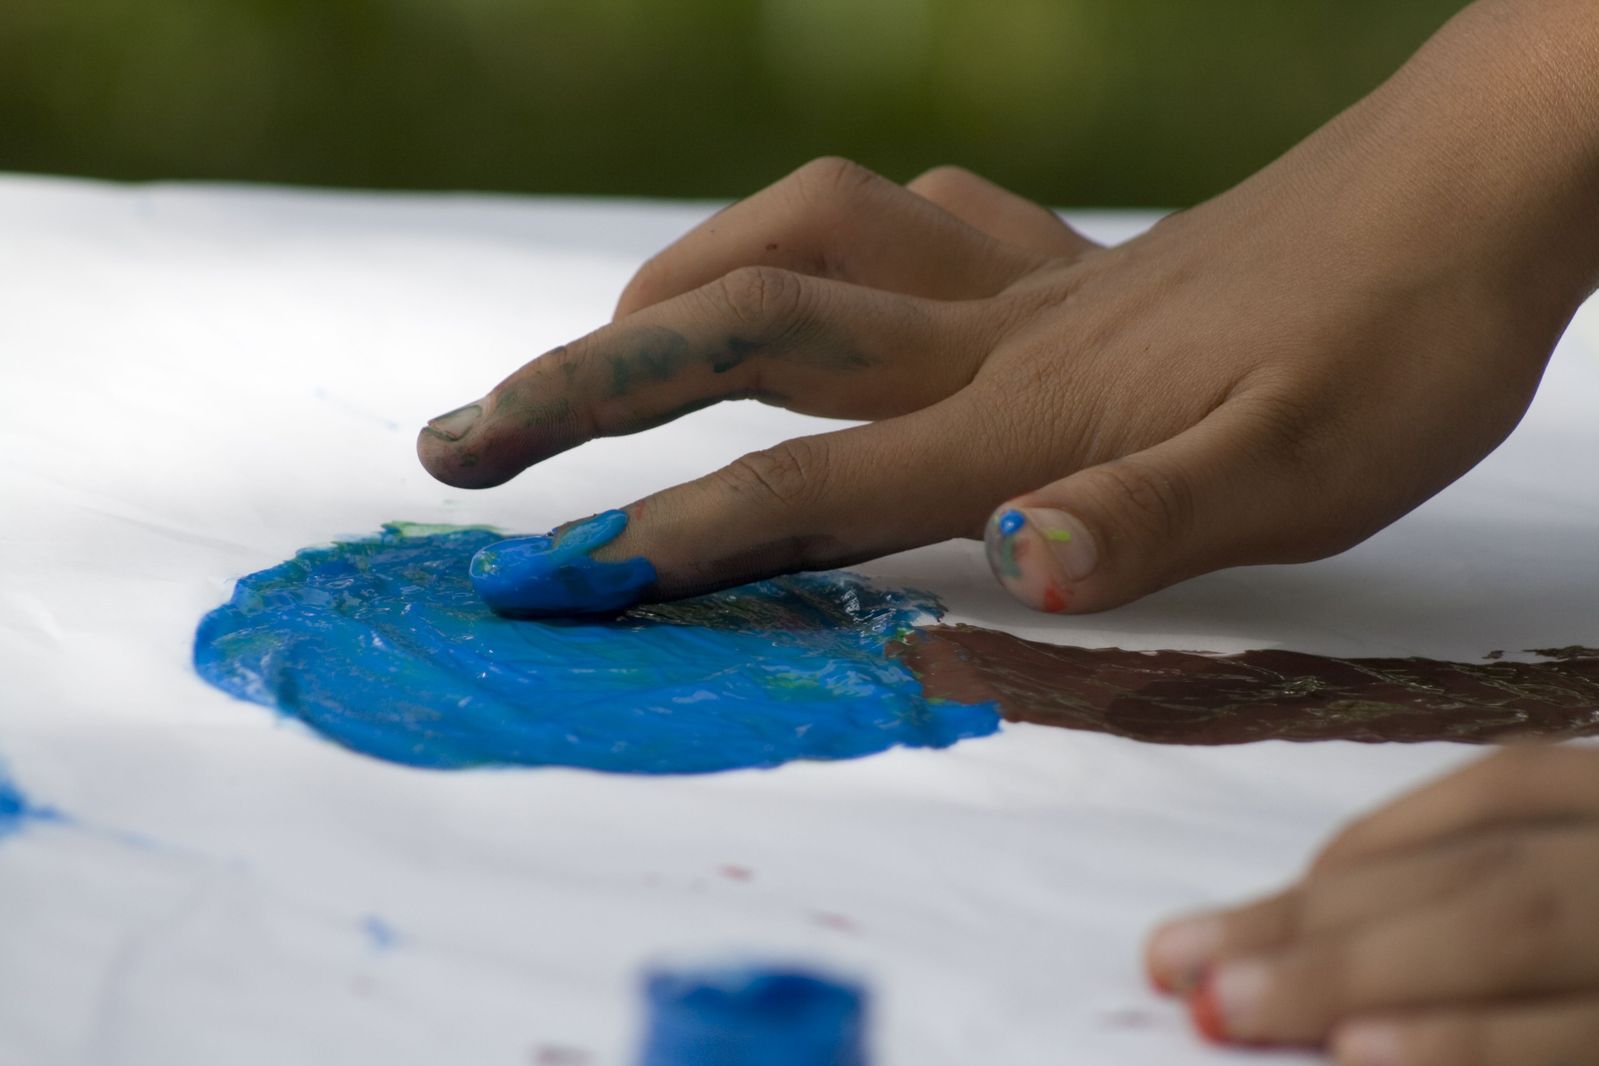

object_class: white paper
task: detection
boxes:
[2,174,1596,1066]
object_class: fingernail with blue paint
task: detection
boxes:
[471,508,658,617]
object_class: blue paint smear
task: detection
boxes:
[641,965,867,1066]
[0,763,54,841]
[193,525,1000,774]
[361,915,399,951]
[470,509,657,617]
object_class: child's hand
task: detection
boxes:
[418,0,1598,613]
[1146,745,1599,1064]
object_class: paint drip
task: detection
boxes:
[193,525,1000,773]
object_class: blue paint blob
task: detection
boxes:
[996,509,1026,537]
[640,966,866,1066]
[193,525,1000,774]
[470,509,657,617]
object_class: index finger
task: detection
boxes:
[418,267,980,490]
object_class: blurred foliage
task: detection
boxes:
[0,0,1466,205]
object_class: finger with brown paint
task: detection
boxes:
[613,157,1041,320]
[419,269,984,489]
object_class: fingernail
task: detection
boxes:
[1020,507,1096,580]
[985,505,1098,613]
[1147,916,1222,994]
[424,402,483,442]
[1334,1021,1403,1066]
[1191,960,1270,1043]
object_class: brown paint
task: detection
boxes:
[898,625,1599,745]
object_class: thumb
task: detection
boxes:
[984,406,1293,614]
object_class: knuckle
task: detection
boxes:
[710,266,807,334]
[791,155,880,203]
[907,164,979,198]
[1475,869,1573,985]
[716,437,829,511]
[1295,943,1356,1019]
[1253,889,1307,944]
[1463,748,1553,812]
[1089,455,1193,545]
[1237,389,1324,473]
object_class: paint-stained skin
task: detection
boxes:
[192,525,1000,773]
[470,510,658,617]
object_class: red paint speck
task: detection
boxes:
[1041,585,1068,613]
[719,864,753,882]
[811,911,858,933]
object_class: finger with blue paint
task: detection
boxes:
[423,11,1599,620]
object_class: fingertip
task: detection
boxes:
[415,422,493,489]
[471,510,659,617]
[1146,916,1223,996]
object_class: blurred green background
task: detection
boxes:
[0,0,1466,206]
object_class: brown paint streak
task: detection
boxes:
[897,625,1599,745]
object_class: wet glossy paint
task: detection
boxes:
[193,525,1000,773]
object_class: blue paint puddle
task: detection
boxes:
[193,525,1000,774]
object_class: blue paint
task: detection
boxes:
[996,509,1026,536]
[0,770,26,839]
[470,509,657,617]
[640,966,866,1066]
[192,525,999,774]
[361,915,399,950]
[0,762,53,841]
